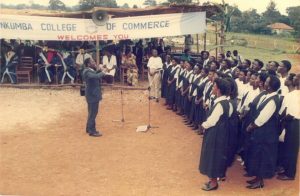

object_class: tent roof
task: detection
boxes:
[0,5,220,18]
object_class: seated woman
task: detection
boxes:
[122,50,138,86]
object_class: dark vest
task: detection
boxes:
[251,94,280,143]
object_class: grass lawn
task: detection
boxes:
[187,32,300,72]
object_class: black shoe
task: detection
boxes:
[246,178,258,184]
[276,166,285,174]
[197,130,204,135]
[243,173,253,177]
[277,175,294,181]
[86,130,99,134]
[192,126,199,130]
[246,182,264,189]
[201,182,218,191]
[89,131,102,137]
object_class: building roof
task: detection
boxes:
[0,5,220,18]
[267,23,294,30]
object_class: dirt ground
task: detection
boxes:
[0,87,299,196]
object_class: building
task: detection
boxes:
[267,23,294,35]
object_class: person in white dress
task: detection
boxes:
[147,49,163,102]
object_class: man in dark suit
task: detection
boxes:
[83,58,106,137]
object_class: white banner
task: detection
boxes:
[0,12,206,41]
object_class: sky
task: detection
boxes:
[1,0,299,14]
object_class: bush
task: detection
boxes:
[233,38,248,47]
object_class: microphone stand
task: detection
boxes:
[112,89,128,124]
[136,70,161,133]
[146,86,159,134]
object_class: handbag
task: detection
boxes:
[80,84,85,96]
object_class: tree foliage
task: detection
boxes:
[167,0,192,4]
[262,0,282,24]
[48,0,66,10]
[143,0,157,6]
[121,3,129,8]
[78,0,118,11]
[215,0,290,34]
[286,6,300,38]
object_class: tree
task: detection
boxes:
[78,0,118,11]
[48,0,66,10]
[167,0,192,4]
[121,3,129,8]
[143,0,157,6]
[262,0,281,25]
[133,4,138,8]
[225,6,242,32]
[31,3,47,9]
[287,6,300,38]
[210,0,236,52]
[15,4,29,9]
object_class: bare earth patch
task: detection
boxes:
[0,88,298,196]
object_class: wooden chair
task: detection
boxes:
[141,61,148,81]
[16,56,34,83]
[119,64,128,85]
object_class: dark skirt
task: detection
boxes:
[161,77,168,98]
[189,97,197,122]
[199,101,229,178]
[247,141,278,178]
[167,82,177,106]
[194,101,206,125]
[282,119,299,178]
[175,89,182,108]
[227,113,239,167]
[183,96,192,116]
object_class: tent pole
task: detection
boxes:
[196,34,199,54]
[215,22,218,57]
[204,33,206,51]
[96,41,100,66]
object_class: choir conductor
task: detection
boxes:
[83,58,106,137]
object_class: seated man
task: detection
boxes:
[37,46,58,84]
[122,50,138,86]
[1,46,18,84]
[100,49,117,84]
[57,51,76,84]
[75,48,93,83]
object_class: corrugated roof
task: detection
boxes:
[0,5,220,18]
[267,23,294,30]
